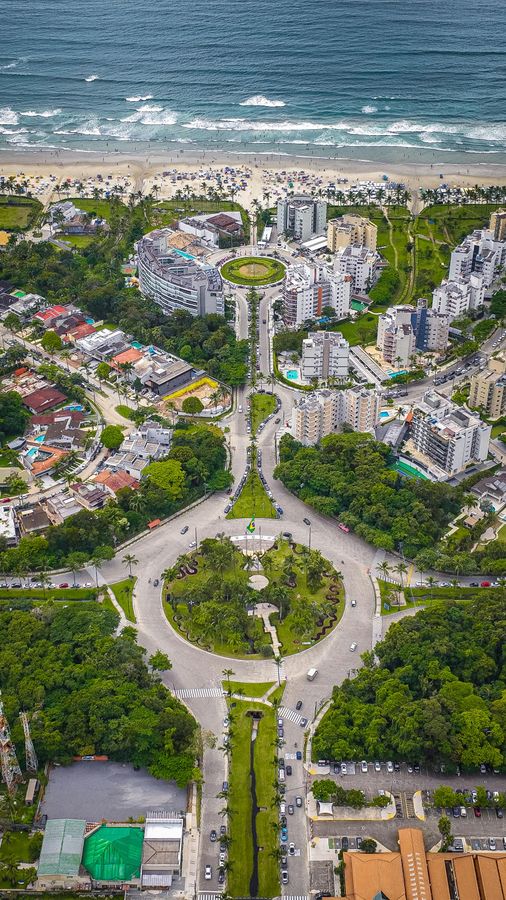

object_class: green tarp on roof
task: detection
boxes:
[83,825,143,882]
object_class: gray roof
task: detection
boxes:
[38,818,86,876]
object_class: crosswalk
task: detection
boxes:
[198,892,223,900]
[175,687,225,699]
[279,705,305,725]
[282,894,307,900]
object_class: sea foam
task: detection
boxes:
[125,95,154,102]
[239,95,286,107]
[84,74,99,82]
[0,107,19,126]
[21,109,62,118]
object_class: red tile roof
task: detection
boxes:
[22,386,67,414]
[94,470,140,494]
[35,304,68,321]
[111,347,143,367]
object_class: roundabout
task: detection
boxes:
[220,255,286,286]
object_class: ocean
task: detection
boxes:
[1,0,506,163]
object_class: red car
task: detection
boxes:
[480,581,491,587]
[474,807,481,817]
[58,582,69,589]
[338,522,350,533]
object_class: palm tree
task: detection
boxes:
[222,668,235,696]
[377,560,390,583]
[394,562,408,590]
[426,575,438,600]
[122,553,138,578]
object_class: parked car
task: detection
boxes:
[295,796,302,807]
[210,829,217,842]
[222,781,229,791]
[374,761,381,772]
[281,827,288,841]
[341,763,347,775]
[296,751,302,760]
[288,804,294,815]
[289,842,295,855]
[281,870,289,884]
[474,807,481,817]
[349,642,358,652]
[220,825,226,835]
[338,522,350,533]
[58,583,69,589]
[180,525,189,534]
[204,865,212,880]
[361,760,368,773]
[218,868,225,884]
[286,765,292,776]
[280,801,286,814]
[387,761,394,774]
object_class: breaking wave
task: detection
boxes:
[239,95,286,107]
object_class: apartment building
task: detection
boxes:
[301,331,350,382]
[276,195,327,242]
[432,273,485,321]
[137,229,224,317]
[292,387,379,445]
[282,263,351,326]
[327,213,378,252]
[334,245,379,292]
[469,352,506,418]
[449,228,506,288]
[411,391,491,476]
[377,302,449,366]
[490,208,506,241]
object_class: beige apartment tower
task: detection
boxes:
[490,208,506,241]
[469,352,506,418]
[327,214,378,253]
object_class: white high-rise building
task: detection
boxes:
[282,263,351,326]
[410,391,491,477]
[137,229,224,317]
[334,245,379,292]
[277,195,327,243]
[301,331,350,382]
[376,306,416,367]
[291,387,379,445]
[432,273,485,322]
[449,229,506,288]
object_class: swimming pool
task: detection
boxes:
[26,448,39,458]
[65,404,84,411]
[379,411,391,419]
[173,249,195,260]
[131,341,143,349]
[286,370,298,380]
[389,370,407,378]
[34,434,45,443]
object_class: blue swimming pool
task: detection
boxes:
[34,434,45,443]
[286,370,298,380]
[389,370,407,378]
[174,249,195,260]
[26,448,38,458]
[379,411,391,419]
[131,341,143,349]
[65,404,84,411]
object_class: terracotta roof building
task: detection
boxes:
[94,469,140,495]
[23,386,67,414]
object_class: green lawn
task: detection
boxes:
[228,470,276,519]
[378,577,503,615]
[250,392,276,435]
[58,234,97,248]
[224,680,274,698]
[491,422,506,439]
[221,256,286,286]
[67,196,123,221]
[0,195,42,230]
[227,700,279,898]
[110,578,136,622]
[496,524,506,543]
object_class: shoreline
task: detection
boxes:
[2,148,506,213]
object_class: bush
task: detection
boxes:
[100,424,125,450]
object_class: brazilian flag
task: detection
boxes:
[246,516,255,534]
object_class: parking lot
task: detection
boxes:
[309,763,506,851]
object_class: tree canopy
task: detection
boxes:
[313,597,506,769]
[0,390,31,443]
[100,424,124,450]
[0,603,197,784]
[275,432,462,557]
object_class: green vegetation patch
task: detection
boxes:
[0,587,97,602]
[0,194,42,231]
[313,595,506,770]
[226,700,279,898]
[228,470,276,519]
[110,578,136,622]
[250,391,276,435]
[221,256,286,286]
[223,680,275,698]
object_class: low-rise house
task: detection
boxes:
[23,442,69,476]
[94,469,140,496]
[17,503,51,535]
[70,481,108,510]
[0,503,18,546]
[34,304,76,329]
[46,490,82,524]
[76,328,130,361]
[23,386,67,414]
[0,466,30,490]
[63,322,96,343]
[104,422,172,479]
[141,811,184,889]
[471,469,506,510]
[37,818,89,891]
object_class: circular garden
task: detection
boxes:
[162,535,345,658]
[221,256,286,286]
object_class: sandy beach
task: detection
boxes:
[2,149,506,213]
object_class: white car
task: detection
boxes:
[361,760,368,773]
[280,801,286,814]
[204,865,212,880]
[387,761,394,774]
[340,762,347,775]
[289,842,295,855]
[374,761,381,772]
[349,642,358,652]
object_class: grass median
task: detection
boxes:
[110,577,136,622]
[227,470,276,519]
[250,392,276,435]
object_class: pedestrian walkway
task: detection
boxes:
[279,705,304,725]
[175,687,225,699]
[281,894,308,900]
[198,893,223,900]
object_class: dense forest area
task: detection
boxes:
[0,603,198,785]
[274,432,462,558]
[313,597,506,769]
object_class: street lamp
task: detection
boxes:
[308,523,312,551]
[274,655,282,686]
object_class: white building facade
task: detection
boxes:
[282,264,351,326]
[334,245,379,293]
[301,331,350,382]
[432,274,485,322]
[410,391,491,477]
[137,229,224,317]
[277,195,327,243]
[292,387,379,445]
